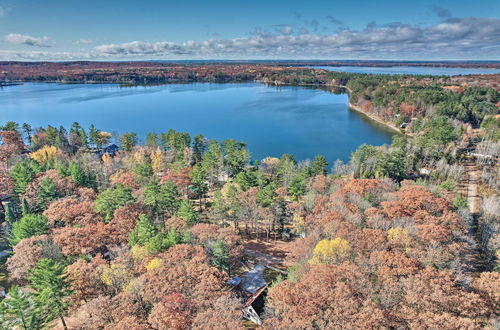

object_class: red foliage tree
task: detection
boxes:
[44,198,103,227]
[148,293,191,330]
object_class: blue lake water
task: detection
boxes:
[308,65,500,76]
[0,82,396,163]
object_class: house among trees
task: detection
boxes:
[227,275,269,325]
[89,143,120,157]
[242,283,269,325]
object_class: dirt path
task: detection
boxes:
[458,129,489,274]
[466,169,481,215]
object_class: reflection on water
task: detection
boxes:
[0,82,396,163]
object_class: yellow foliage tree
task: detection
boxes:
[387,226,411,248]
[309,238,351,265]
[99,263,131,292]
[102,152,112,165]
[31,145,59,164]
[133,148,147,164]
[131,245,150,261]
[292,212,305,235]
[145,257,163,271]
[151,147,165,174]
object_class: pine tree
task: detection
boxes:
[175,199,199,226]
[212,240,230,274]
[189,165,208,208]
[37,178,59,208]
[0,285,42,329]
[9,214,48,246]
[9,161,37,194]
[21,198,30,216]
[28,259,72,330]
[311,155,328,176]
[21,123,33,146]
[128,214,157,246]
[4,201,16,224]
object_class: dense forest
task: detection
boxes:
[0,63,499,329]
[0,115,498,328]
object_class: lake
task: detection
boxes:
[307,65,500,76]
[0,82,396,163]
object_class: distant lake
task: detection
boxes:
[0,82,396,163]
[308,65,500,76]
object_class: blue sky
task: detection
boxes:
[0,0,499,60]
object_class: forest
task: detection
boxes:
[0,63,499,329]
[0,112,498,329]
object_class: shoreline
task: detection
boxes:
[348,102,403,135]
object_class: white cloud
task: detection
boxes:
[4,33,51,47]
[92,18,500,58]
[1,17,499,60]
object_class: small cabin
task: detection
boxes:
[103,144,120,156]
[242,284,269,326]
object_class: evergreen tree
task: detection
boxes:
[257,183,278,207]
[9,214,48,246]
[192,134,207,164]
[175,199,199,226]
[311,155,328,176]
[28,259,72,330]
[4,201,16,224]
[120,132,138,152]
[10,160,38,194]
[222,139,250,177]
[201,140,224,186]
[94,184,135,221]
[2,121,20,133]
[88,124,100,149]
[212,241,230,274]
[128,214,156,246]
[21,123,33,146]
[235,169,258,191]
[37,178,59,208]
[0,285,42,330]
[144,180,180,219]
[21,199,30,216]
[69,161,97,189]
[145,132,159,149]
[288,174,306,201]
[189,165,208,208]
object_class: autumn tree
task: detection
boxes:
[309,238,352,265]
[148,293,191,330]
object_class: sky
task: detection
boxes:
[0,0,499,60]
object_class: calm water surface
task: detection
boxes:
[0,82,396,163]
[308,65,500,76]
